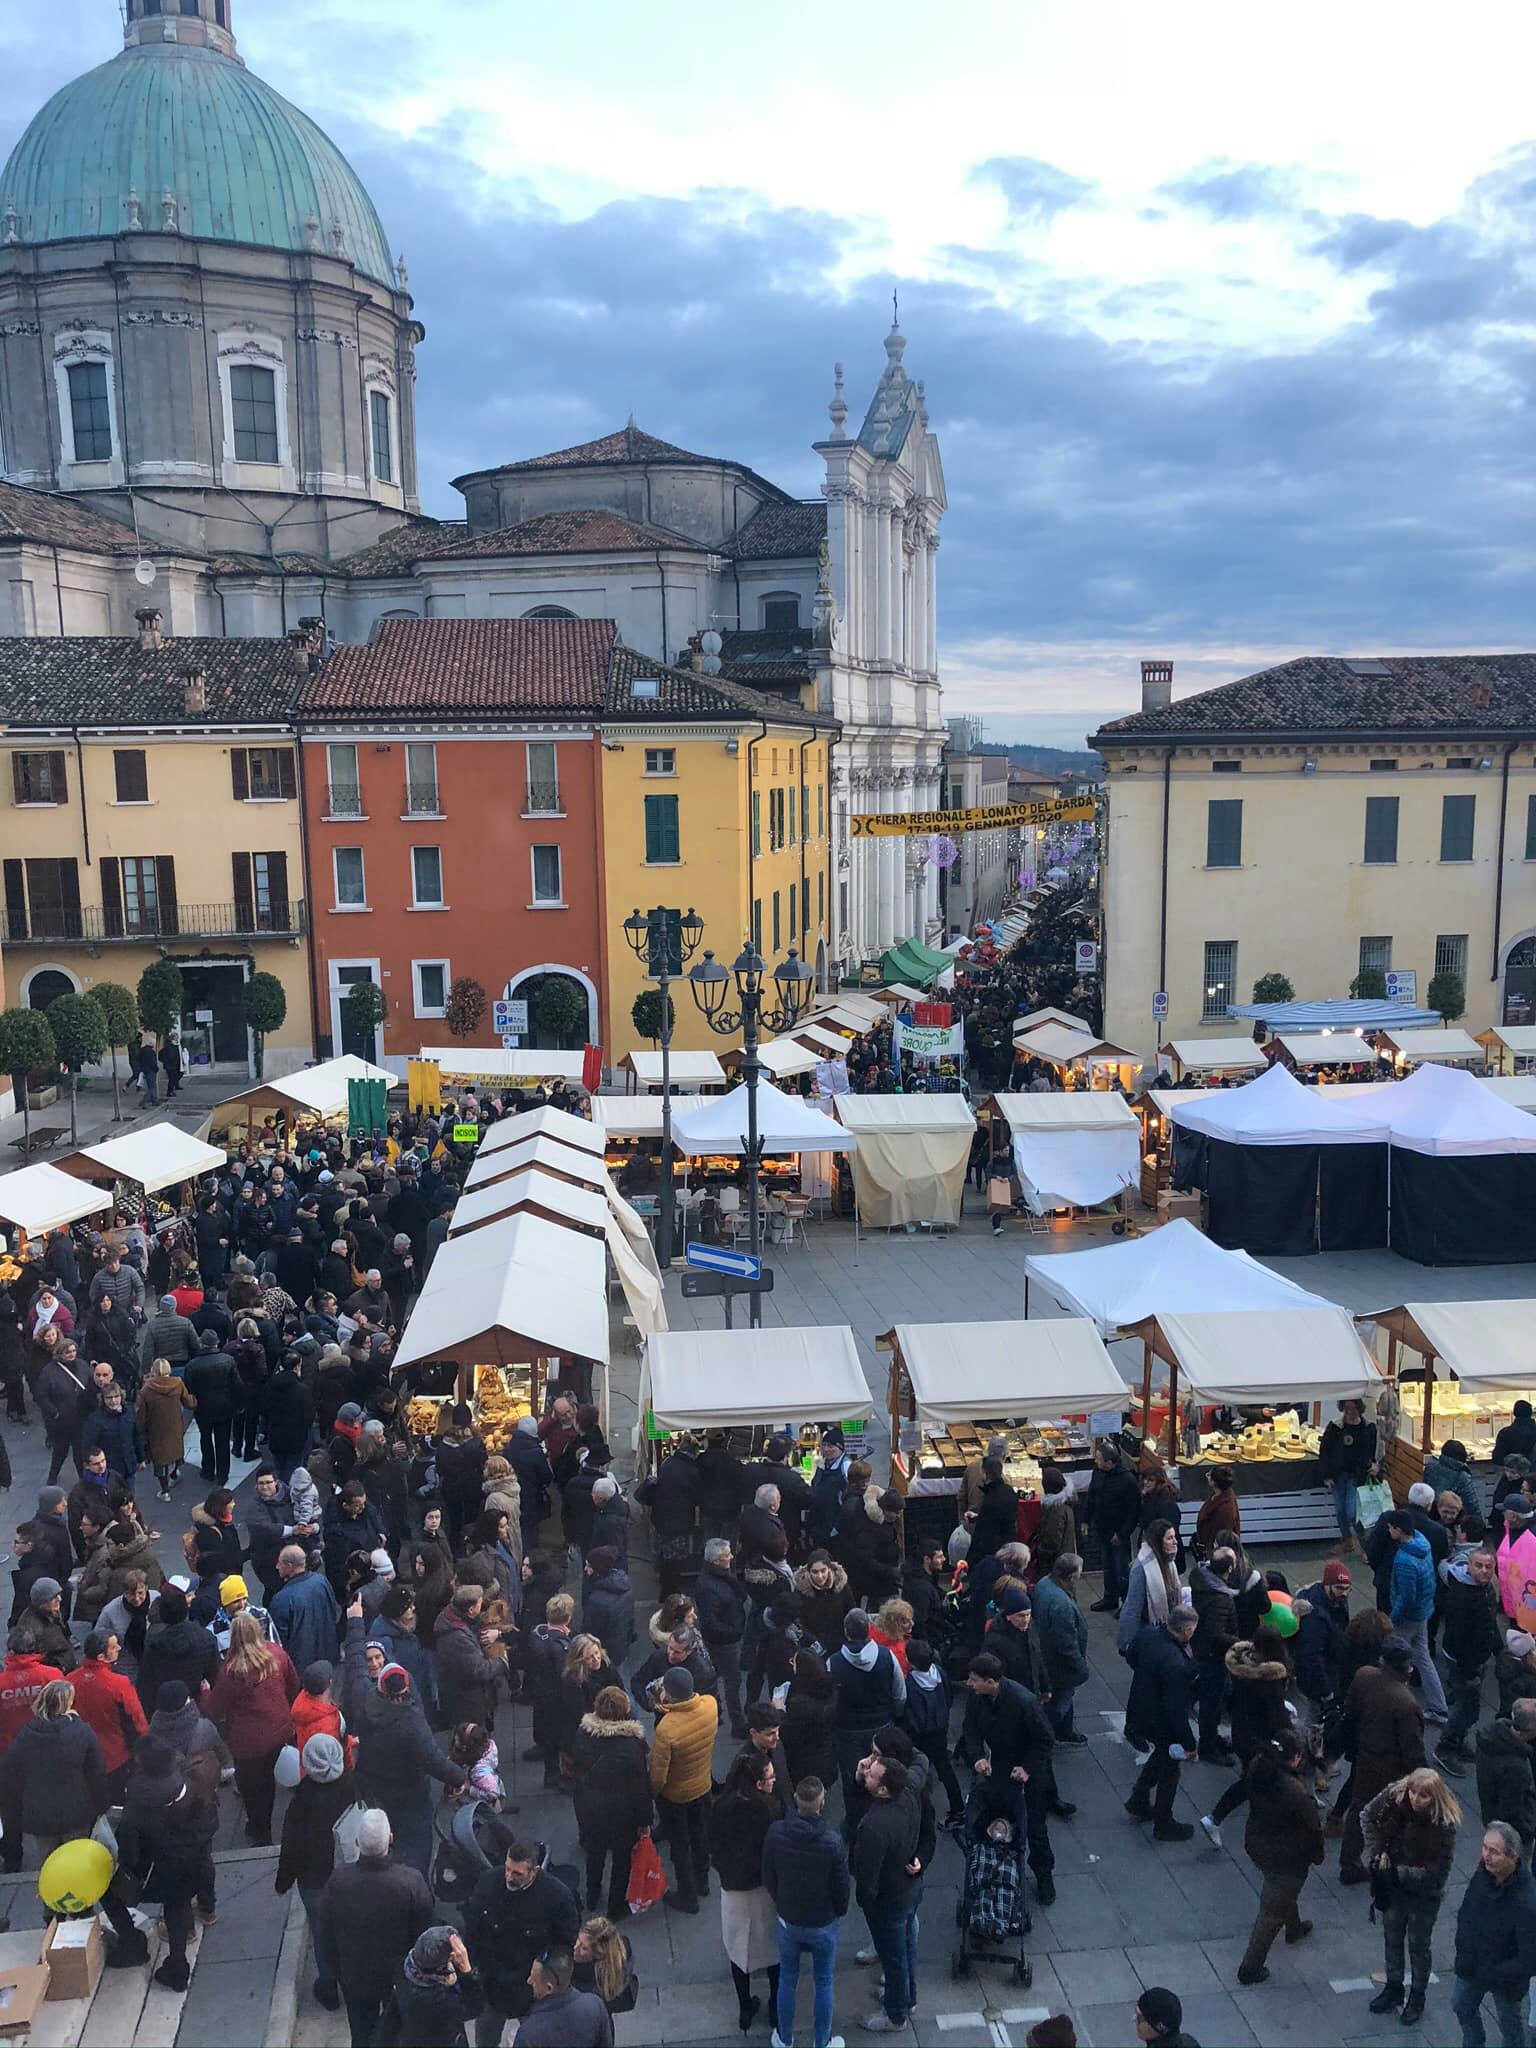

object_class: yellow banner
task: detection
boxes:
[849,796,1095,838]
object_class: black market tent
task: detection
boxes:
[1169,1062,1387,1256]
[1348,1063,1536,1265]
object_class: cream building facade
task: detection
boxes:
[1093,656,1536,1065]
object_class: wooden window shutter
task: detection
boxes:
[60,859,81,923]
[100,857,123,938]
[9,757,25,806]
[48,752,66,802]
[155,856,178,936]
[3,860,25,941]
[232,853,254,932]
[277,749,297,800]
[231,749,249,801]
[267,850,289,928]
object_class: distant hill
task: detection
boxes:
[976,741,1104,779]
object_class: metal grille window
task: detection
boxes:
[370,391,393,483]
[411,846,443,906]
[1363,795,1399,864]
[531,845,562,903]
[526,741,559,814]
[230,364,279,463]
[1440,793,1476,862]
[1205,798,1243,868]
[404,742,438,815]
[1359,935,1393,974]
[67,362,112,462]
[1201,941,1237,1022]
[1435,934,1469,982]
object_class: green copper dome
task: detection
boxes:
[1,40,397,289]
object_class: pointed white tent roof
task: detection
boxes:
[477,1105,603,1157]
[1023,1217,1332,1334]
[1346,1061,1536,1155]
[669,1081,854,1157]
[447,1170,609,1238]
[393,1209,608,1370]
[1169,1061,1383,1146]
[463,1135,609,1193]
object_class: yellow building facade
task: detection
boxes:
[0,632,314,1078]
[1094,656,1536,1065]
[599,703,835,1060]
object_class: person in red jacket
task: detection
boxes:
[0,1627,64,1754]
[202,1611,299,1845]
[72,1628,149,1796]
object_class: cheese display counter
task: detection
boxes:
[1365,1301,1536,1502]
[403,1361,538,1451]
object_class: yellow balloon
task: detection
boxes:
[38,1838,114,1915]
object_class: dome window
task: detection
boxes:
[230,365,279,463]
[67,364,112,464]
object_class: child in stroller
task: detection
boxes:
[951,1775,1033,1987]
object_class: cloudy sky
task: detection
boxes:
[7,1,1536,743]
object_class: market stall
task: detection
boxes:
[393,1207,610,1424]
[447,1169,609,1240]
[789,1022,861,1061]
[1023,1215,1332,1330]
[1374,1027,1483,1071]
[1012,1022,1142,1090]
[463,1133,611,1196]
[985,1091,1139,1214]
[721,1038,821,1083]
[1136,1084,1213,1207]
[477,1104,604,1158]
[1014,1006,1093,1039]
[668,1079,854,1206]
[57,1125,227,1199]
[1361,1299,1535,1500]
[418,1047,590,1088]
[809,992,888,1030]
[1157,1038,1267,1082]
[208,1054,399,1142]
[1271,1033,1378,1074]
[879,939,951,990]
[0,1161,112,1247]
[1477,1025,1536,1075]
[638,1324,871,1455]
[1349,1061,1536,1264]
[881,1318,1127,1504]
[1170,1062,1388,1255]
[1483,1075,1536,1113]
[618,1050,725,1094]
[832,1094,975,1231]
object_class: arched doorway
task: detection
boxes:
[815,936,829,992]
[1504,936,1536,1027]
[24,968,76,1012]
[504,967,595,1050]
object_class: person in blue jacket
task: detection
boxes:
[1384,1512,1447,1721]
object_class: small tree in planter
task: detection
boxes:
[340,977,388,1055]
[444,977,488,1043]
[1427,972,1467,1024]
[1251,973,1295,1004]
[0,1008,56,1150]
[1350,967,1388,1001]
[47,991,108,1144]
[631,989,674,1046]
[532,976,585,1048]
[88,981,139,1122]
[137,958,184,1041]
[241,972,288,1079]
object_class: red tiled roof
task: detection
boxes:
[298,618,618,716]
[720,502,827,560]
[490,424,714,473]
[327,518,459,578]
[0,482,143,556]
[431,508,708,560]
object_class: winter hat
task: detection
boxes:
[302,1660,335,1696]
[130,1736,185,1809]
[1136,1989,1182,2039]
[28,1578,61,1607]
[409,1926,458,1977]
[337,1402,363,1425]
[1509,1631,1536,1658]
[998,1586,1033,1618]
[368,1549,395,1579]
[1322,1560,1352,1588]
[218,1575,249,1609]
[317,1170,335,1184]
[661,1667,695,1701]
[301,1733,346,1785]
[379,1663,411,1699]
[159,1295,177,1311]
[36,1486,66,1516]
[155,1680,190,1714]
[586,1546,619,1575]
[157,1588,188,1623]
[1025,2021,1078,2048]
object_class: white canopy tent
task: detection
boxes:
[0,1162,112,1238]
[810,993,887,1029]
[463,1135,610,1194]
[394,1209,609,1374]
[1159,1038,1267,1077]
[987,1091,1140,1213]
[790,1022,859,1059]
[1365,1299,1536,1393]
[1013,1007,1093,1039]
[833,1094,975,1228]
[210,1054,398,1133]
[880,983,931,1007]
[477,1105,604,1157]
[1376,1028,1483,1068]
[669,1081,854,1158]
[1346,1060,1536,1154]
[1483,1076,1536,1113]
[640,1325,870,1435]
[60,1125,226,1195]
[447,1170,609,1239]
[619,1050,725,1091]
[1477,1025,1536,1072]
[1275,1033,1375,1069]
[1134,1306,1384,1406]
[1023,1217,1332,1334]
[419,1047,589,1083]
[881,1318,1127,1428]
[589,1097,684,1141]
[726,1039,821,1081]
[1170,1061,1384,1145]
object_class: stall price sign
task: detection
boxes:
[451,1122,480,1145]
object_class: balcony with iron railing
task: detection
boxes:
[524,780,562,816]
[404,778,442,816]
[5,900,308,944]
[326,783,365,818]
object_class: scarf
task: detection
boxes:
[1136,1541,1175,1626]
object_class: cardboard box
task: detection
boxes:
[42,1918,103,2003]
[0,1964,50,2033]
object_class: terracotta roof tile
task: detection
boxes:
[329,518,461,578]
[718,627,814,684]
[490,424,715,473]
[429,508,708,561]
[1094,653,1536,744]
[720,502,827,560]
[299,618,618,716]
[0,482,143,556]
[0,636,304,725]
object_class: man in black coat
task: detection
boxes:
[696,1537,750,1740]
[742,1436,815,1555]
[1086,1442,1141,1612]
[968,1459,1019,1565]
[1123,1607,1198,1841]
[851,1756,924,2030]
[1437,1548,1503,1774]
[316,1807,434,2043]
[1452,1822,1536,2048]
[1292,1561,1352,1724]
[182,1332,241,1485]
[260,1358,314,1483]
[644,1440,704,1597]
[631,1625,717,1715]
[353,1667,465,1874]
[463,1830,580,2044]
[321,1482,387,1596]
[961,1654,1059,1900]
[134,1588,220,1711]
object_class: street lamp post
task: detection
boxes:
[687,937,817,1327]
[622,906,704,1269]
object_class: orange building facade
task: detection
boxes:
[296,620,609,1070]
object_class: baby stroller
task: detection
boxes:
[950,1778,1033,1987]
[430,1796,500,1905]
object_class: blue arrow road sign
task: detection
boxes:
[685,1240,763,1281]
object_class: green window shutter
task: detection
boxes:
[644,793,679,864]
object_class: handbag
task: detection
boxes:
[1356,1480,1395,1532]
[626,1831,666,1916]
[987,1176,1012,1209]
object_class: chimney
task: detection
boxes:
[135,608,163,652]
[181,668,207,716]
[1141,659,1173,713]
[295,616,327,675]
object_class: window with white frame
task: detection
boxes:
[413,960,449,1017]
[370,390,393,484]
[53,333,120,477]
[217,334,290,483]
[404,742,438,815]
[230,364,279,463]
[1201,940,1237,1022]
[333,846,366,907]
[531,844,562,904]
[326,743,362,817]
[644,748,676,776]
[526,741,559,814]
[411,845,444,906]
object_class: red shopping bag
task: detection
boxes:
[627,1830,666,1915]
